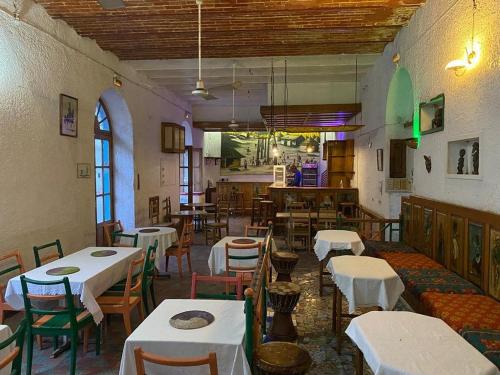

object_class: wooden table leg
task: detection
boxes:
[355,346,364,375]
[335,285,342,354]
[332,285,337,332]
[319,258,324,297]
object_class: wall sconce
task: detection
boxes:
[184,111,191,120]
[445,0,479,76]
[113,74,123,87]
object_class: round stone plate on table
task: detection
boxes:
[232,238,257,245]
[139,228,161,233]
[46,266,80,276]
[91,250,117,257]
[169,310,215,330]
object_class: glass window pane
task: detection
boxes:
[103,168,110,194]
[97,107,106,123]
[102,140,110,166]
[104,194,111,221]
[95,168,103,195]
[100,119,110,132]
[95,103,100,116]
[96,196,104,224]
[95,139,102,166]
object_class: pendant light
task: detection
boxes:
[228,63,239,129]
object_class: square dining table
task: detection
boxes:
[119,299,251,375]
[4,246,142,324]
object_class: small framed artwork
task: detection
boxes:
[376,149,383,171]
[450,215,464,274]
[489,228,500,299]
[468,222,483,286]
[60,94,78,137]
[77,163,91,178]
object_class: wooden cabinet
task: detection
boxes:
[325,140,355,187]
[161,123,185,153]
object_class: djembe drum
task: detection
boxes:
[255,342,312,375]
[268,282,301,342]
[271,252,299,282]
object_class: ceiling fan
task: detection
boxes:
[228,63,240,129]
[191,0,218,101]
[97,0,125,10]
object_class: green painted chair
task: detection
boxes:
[20,276,100,375]
[33,240,64,268]
[105,240,158,315]
[0,319,27,375]
[112,231,139,247]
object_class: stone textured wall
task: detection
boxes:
[0,1,192,268]
[356,0,499,218]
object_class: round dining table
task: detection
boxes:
[171,210,208,232]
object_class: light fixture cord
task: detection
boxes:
[353,56,359,124]
[197,1,202,81]
[471,0,477,47]
[284,59,288,130]
[271,59,274,132]
[232,62,236,120]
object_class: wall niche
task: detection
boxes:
[447,137,480,179]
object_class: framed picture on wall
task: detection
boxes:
[60,94,78,137]
[376,149,383,171]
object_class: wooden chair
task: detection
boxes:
[112,232,139,247]
[134,347,218,375]
[288,209,312,252]
[315,209,338,230]
[149,196,160,225]
[190,272,243,300]
[0,319,26,375]
[20,276,100,375]
[244,225,269,237]
[225,242,262,288]
[33,240,64,268]
[287,201,306,210]
[165,223,193,278]
[0,250,25,323]
[103,220,124,247]
[163,196,172,222]
[205,203,230,245]
[96,255,145,336]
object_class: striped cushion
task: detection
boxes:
[421,292,500,332]
[378,251,444,270]
[32,309,92,329]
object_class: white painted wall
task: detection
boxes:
[355,0,500,218]
[0,1,191,268]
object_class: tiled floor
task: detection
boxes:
[5,216,410,374]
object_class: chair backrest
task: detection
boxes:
[134,347,218,375]
[0,319,26,373]
[317,209,338,229]
[244,225,268,237]
[289,208,312,227]
[181,223,194,247]
[112,232,139,247]
[0,250,25,306]
[225,242,262,275]
[190,272,243,300]
[287,201,306,211]
[149,196,160,225]
[33,240,64,268]
[142,240,158,285]
[20,276,77,329]
[103,221,124,246]
[124,255,145,303]
[163,196,172,221]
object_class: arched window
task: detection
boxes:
[94,100,114,225]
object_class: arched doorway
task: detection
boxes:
[94,100,114,242]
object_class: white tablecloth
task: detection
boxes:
[208,237,276,275]
[4,247,142,324]
[346,311,499,375]
[0,325,13,375]
[122,227,178,272]
[314,230,365,260]
[119,299,250,375]
[327,256,404,314]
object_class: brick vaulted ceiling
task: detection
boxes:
[35,0,426,60]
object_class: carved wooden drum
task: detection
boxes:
[268,281,301,341]
[271,251,299,282]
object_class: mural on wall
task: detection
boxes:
[220,131,320,175]
[490,228,500,299]
[468,222,483,286]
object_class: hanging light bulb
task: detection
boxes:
[272,143,279,156]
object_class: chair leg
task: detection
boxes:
[150,283,157,308]
[165,255,170,272]
[0,309,4,324]
[137,302,145,322]
[83,327,89,353]
[176,254,184,278]
[143,288,150,316]
[186,252,192,273]
[123,312,132,336]
[70,333,78,375]
[26,333,34,375]
[95,324,101,355]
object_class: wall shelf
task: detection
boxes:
[446,136,480,179]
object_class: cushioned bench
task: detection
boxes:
[462,329,500,368]
[377,251,444,270]
[364,240,417,256]
[398,268,483,298]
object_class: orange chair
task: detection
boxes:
[165,223,193,278]
[244,225,268,237]
[103,221,124,247]
[0,250,25,323]
[190,272,243,300]
[225,242,262,288]
[96,255,145,336]
[134,347,218,375]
